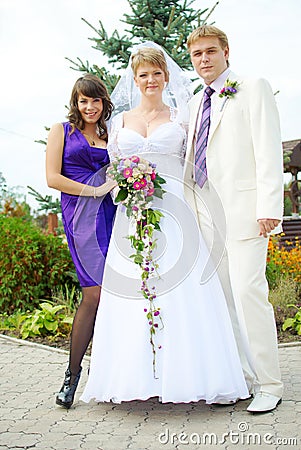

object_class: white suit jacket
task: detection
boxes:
[183,71,284,240]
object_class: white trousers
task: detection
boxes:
[194,182,283,397]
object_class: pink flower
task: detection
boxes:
[140,178,147,188]
[131,155,140,163]
[147,187,155,196]
[151,172,156,180]
[133,181,142,190]
[123,167,133,178]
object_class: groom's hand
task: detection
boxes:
[257,218,281,238]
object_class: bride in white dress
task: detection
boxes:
[80,42,249,404]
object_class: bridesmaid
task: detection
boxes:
[46,74,117,409]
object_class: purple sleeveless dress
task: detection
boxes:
[61,122,116,287]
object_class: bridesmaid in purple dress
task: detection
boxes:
[46,74,117,409]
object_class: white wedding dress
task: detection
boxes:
[80,110,249,404]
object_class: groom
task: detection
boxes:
[184,25,283,413]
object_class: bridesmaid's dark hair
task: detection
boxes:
[68,74,114,141]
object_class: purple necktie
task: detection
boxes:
[195,86,215,188]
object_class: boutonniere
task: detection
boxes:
[219,79,240,98]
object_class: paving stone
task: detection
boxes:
[1,335,301,450]
[80,441,105,450]
[0,431,41,447]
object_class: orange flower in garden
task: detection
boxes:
[267,235,301,284]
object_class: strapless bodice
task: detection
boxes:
[108,110,186,160]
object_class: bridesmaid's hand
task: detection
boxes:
[95,180,118,197]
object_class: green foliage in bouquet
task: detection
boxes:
[107,155,166,376]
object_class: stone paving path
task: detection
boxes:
[0,335,300,450]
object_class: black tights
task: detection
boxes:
[68,285,101,384]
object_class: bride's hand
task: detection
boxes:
[110,185,120,204]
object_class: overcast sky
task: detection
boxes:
[1,0,300,210]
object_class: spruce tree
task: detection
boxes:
[66,0,219,92]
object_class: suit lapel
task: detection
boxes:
[207,95,230,145]
[186,91,202,162]
[207,71,239,147]
[190,91,202,133]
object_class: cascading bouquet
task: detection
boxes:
[107,155,166,377]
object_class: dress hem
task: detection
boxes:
[80,392,250,405]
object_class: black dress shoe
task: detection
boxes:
[56,367,82,409]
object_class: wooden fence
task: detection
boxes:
[279,216,301,247]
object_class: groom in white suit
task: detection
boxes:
[184,25,283,413]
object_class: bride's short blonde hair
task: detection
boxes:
[131,47,169,82]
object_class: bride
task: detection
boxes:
[80,42,249,404]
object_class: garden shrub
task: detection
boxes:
[20,302,73,339]
[269,274,300,326]
[283,304,301,335]
[0,215,76,313]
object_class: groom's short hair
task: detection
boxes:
[187,25,229,51]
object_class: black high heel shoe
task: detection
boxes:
[56,367,82,409]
